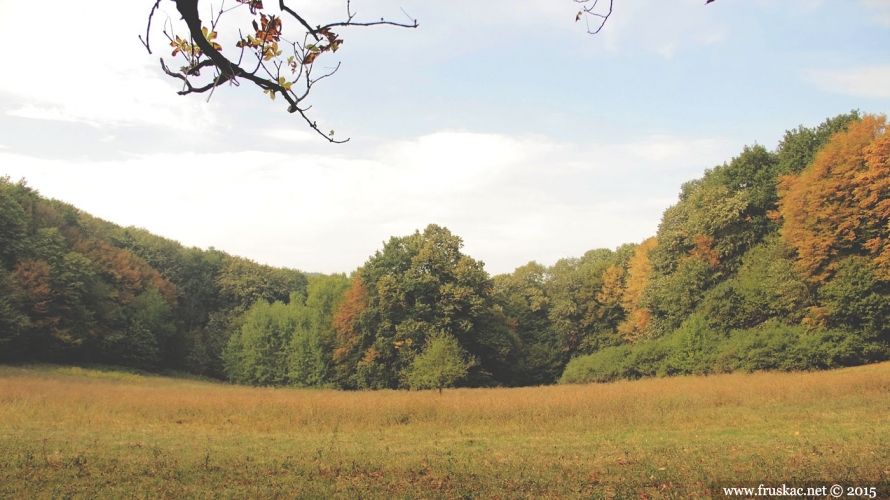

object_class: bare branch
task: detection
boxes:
[185,58,216,76]
[318,18,419,31]
[574,0,613,35]
[294,107,349,144]
[161,58,232,94]
[309,62,341,87]
[279,0,320,41]
[139,0,163,54]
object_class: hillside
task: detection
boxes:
[1,110,888,387]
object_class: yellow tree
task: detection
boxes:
[775,115,890,283]
[617,237,658,341]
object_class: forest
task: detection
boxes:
[1,111,888,389]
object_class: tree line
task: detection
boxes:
[1,110,888,388]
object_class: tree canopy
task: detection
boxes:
[404,331,474,393]
[3,110,888,387]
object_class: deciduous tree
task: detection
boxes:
[404,331,474,393]
[776,114,890,283]
[617,237,657,342]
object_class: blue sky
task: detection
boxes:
[0,0,888,275]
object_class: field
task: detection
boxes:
[1,364,889,499]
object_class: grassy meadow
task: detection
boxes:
[1,364,889,499]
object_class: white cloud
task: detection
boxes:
[806,65,890,99]
[0,0,217,130]
[6,105,101,127]
[0,129,736,275]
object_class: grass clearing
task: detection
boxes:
[1,363,889,498]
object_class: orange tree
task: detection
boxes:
[775,115,890,284]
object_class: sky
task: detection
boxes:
[0,0,888,275]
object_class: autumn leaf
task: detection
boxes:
[262,42,282,61]
[236,0,263,13]
[202,27,222,51]
[254,14,282,43]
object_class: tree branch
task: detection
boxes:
[153,0,415,143]
[574,0,613,35]
[139,0,163,54]
[279,0,320,41]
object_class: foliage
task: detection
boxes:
[561,320,890,385]
[776,110,861,176]
[0,177,307,376]
[617,237,657,341]
[0,177,29,269]
[289,274,351,387]
[331,275,370,387]
[223,299,297,386]
[333,224,514,389]
[696,235,811,333]
[546,248,630,359]
[819,257,890,335]
[403,331,474,392]
[0,267,30,355]
[776,115,890,283]
[3,111,890,389]
[493,262,562,385]
[222,274,350,387]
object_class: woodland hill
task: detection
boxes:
[1,111,888,388]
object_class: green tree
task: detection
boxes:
[223,298,301,386]
[0,177,31,270]
[819,257,889,336]
[0,267,30,357]
[404,332,474,393]
[338,224,514,389]
[642,146,779,337]
[288,274,351,387]
[547,248,632,359]
[217,255,307,316]
[697,235,811,333]
[493,262,561,385]
[776,111,861,176]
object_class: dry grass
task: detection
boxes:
[1,363,889,498]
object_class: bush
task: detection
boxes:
[560,320,890,385]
